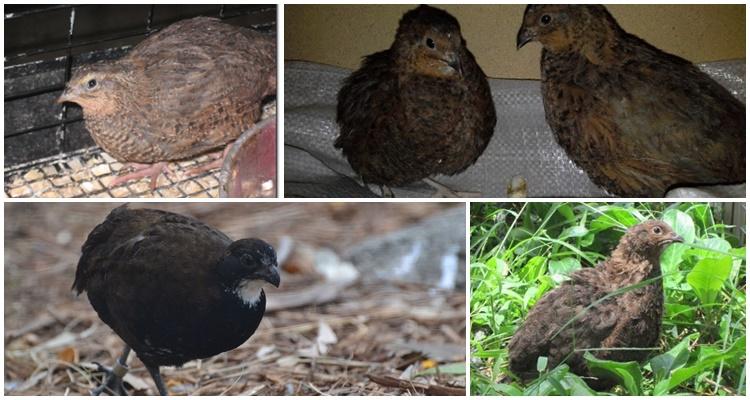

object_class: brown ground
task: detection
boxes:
[4,202,466,395]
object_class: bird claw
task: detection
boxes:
[109,162,168,191]
[185,158,222,177]
[423,178,479,198]
[380,185,395,198]
[184,145,231,177]
[90,361,129,396]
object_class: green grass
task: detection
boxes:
[470,202,746,395]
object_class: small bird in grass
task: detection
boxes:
[517,5,745,197]
[73,205,280,395]
[335,5,497,197]
[58,17,276,190]
[508,220,682,390]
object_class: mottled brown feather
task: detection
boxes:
[336,5,496,188]
[518,5,745,197]
[59,17,276,164]
[508,220,682,390]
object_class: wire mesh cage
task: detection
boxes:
[4,4,277,198]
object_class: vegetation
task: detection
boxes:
[470,202,746,395]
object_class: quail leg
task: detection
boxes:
[423,178,480,198]
[184,145,232,177]
[109,162,169,191]
[91,345,131,396]
[145,364,168,396]
[380,185,395,198]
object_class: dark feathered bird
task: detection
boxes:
[335,5,497,197]
[517,5,745,197]
[58,17,276,189]
[508,220,682,390]
[73,205,280,395]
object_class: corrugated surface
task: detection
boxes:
[284,60,745,198]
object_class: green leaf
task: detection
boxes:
[536,356,548,372]
[591,208,638,231]
[580,232,595,247]
[559,225,588,240]
[564,375,598,395]
[488,257,509,277]
[509,226,534,242]
[472,349,502,358]
[656,335,746,393]
[522,286,539,308]
[730,247,746,281]
[664,303,695,322]
[685,203,711,228]
[540,237,597,265]
[719,313,731,343]
[697,237,732,254]
[492,313,505,328]
[524,363,596,396]
[548,257,582,284]
[584,352,643,395]
[521,256,547,282]
[649,332,697,385]
[686,256,732,305]
[661,243,688,288]
[729,246,746,260]
[490,383,523,396]
[546,372,567,395]
[685,238,734,260]
[662,209,696,244]
[417,361,465,376]
[556,204,575,222]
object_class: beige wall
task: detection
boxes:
[285,4,746,79]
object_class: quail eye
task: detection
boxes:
[425,37,435,49]
[652,226,662,234]
[87,79,98,89]
[540,14,552,25]
[240,254,253,265]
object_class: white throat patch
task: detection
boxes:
[235,279,265,307]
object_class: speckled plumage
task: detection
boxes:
[74,205,280,395]
[518,5,745,197]
[508,220,682,390]
[335,5,496,191]
[59,16,276,165]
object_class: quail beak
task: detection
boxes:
[443,52,463,77]
[56,88,74,104]
[255,263,281,288]
[662,233,684,246]
[516,27,534,49]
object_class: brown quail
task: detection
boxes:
[517,5,745,197]
[508,220,683,390]
[335,5,497,197]
[58,17,276,189]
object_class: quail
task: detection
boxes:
[73,205,280,395]
[336,5,497,197]
[517,5,745,197]
[508,220,682,390]
[58,17,276,190]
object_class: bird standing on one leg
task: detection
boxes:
[335,5,497,197]
[508,220,682,390]
[73,205,280,395]
[58,17,276,190]
[517,5,745,197]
